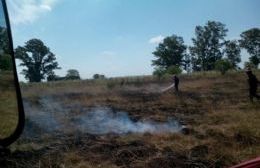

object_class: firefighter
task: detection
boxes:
[173,75,179,92]
[246,68,260,102]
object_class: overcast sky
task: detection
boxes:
[6,0,260,81]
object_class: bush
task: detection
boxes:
[93,74,106,80]
[106,81,117,89]
[66,69,81,80]
[153,67,166,78]
[165,65,182,75]
[47,74,59,81]
[0,54,13,70]
[244,61,257,70]
[153,66,182,78]
[215,59,232,75]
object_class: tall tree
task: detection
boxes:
[239,28,260,68]
[152,35,187,71]
[224,40,241,69]
[190,21,228,71]
[15,39,60,82]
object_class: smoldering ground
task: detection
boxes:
[22,96,182,138]
[7,92,211,168]
[4,73,256,168]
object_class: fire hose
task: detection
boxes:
[161,83,175,93]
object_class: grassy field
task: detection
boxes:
[0,71,18,139]
[1,70,260,168]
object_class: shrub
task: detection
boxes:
[106,81,117,89]
[244,61,257,70]
[215,59,232,75]
[165,65,182,75]
[66,69,81,80]
[0,54,13,70]
[93,74,106,80]
[153,67,166,78]
[153,65,182,78]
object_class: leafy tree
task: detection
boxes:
[239,28,260,68]
[215,59,232,75]
[93,74,99,79]
[15,39,60,82]
[249,56,259,68]
[153,66,166,78]
[66,69,81,80]
[0,27,13,70]
[153,65,182,78]
[0,27,9,55]
[190,21,228,71]
[244,61,257,70]
[165,65,182,75]
[93,74,105,79]
[47,71,60,81]
[152,35,187,70]
[224,40,241,69]
[0,54,13,70]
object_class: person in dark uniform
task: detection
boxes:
[246,68,260,102]
[173,75,179,92]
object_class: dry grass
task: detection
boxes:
[0,71,18,139]
[1,70,260,168]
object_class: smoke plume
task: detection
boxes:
[23,96,182,137]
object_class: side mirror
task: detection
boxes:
[0,0,25,148]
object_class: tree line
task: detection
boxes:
[14,38,104,82]
[152,20,260,76]
[11,20,259,82]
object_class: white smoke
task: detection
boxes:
[23,96,182,137]
[75,107,182,134]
